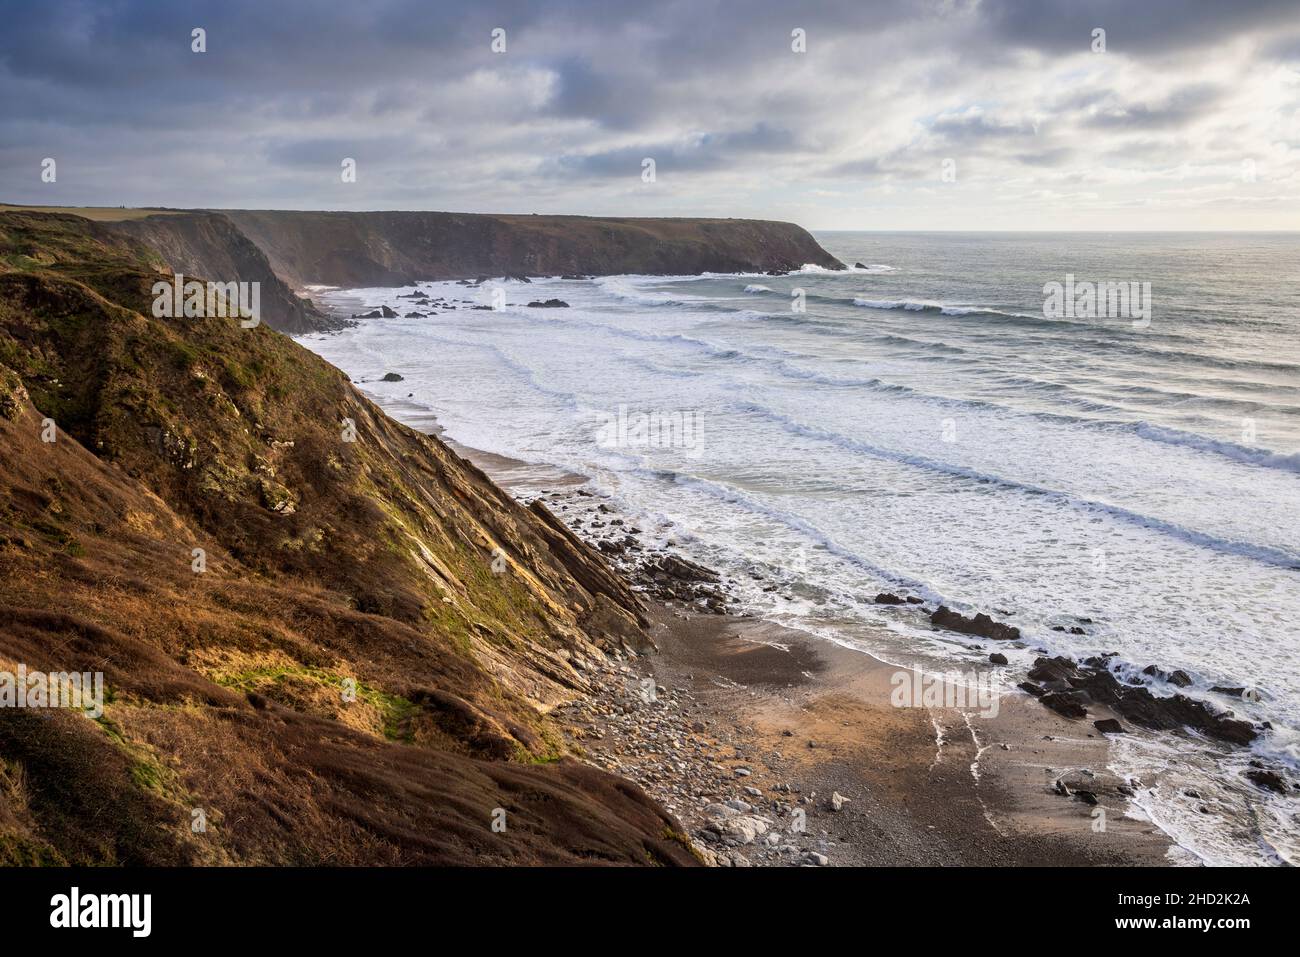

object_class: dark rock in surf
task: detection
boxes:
[930,605,1021,642]
[1024,656,1257,746]
[874,592,906,605]
[1245,769,1289,793]
[1041,691,1089,719]
[527,299,569,308]
[1093,718,1126,734]
[655,554,721,583]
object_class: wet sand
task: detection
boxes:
[635,606,1175,865]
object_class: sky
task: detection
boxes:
[2,0,1299,230]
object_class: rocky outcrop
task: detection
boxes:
[930,605,1021,641]
[218,209,844,288]
[1021,656,1259,746]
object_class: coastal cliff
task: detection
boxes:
[218,209,845,288]
[105,211,330,335]
[6,205,842,334]
[0,210,697,865]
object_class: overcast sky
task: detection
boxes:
[2,0,1299,229]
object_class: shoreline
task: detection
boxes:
[567,605,1177,866]
[307,289,1294,866]
[345,381,1179,866]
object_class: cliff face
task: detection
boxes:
[219,209,845,288]
[0,211,695,865]
[102,212,335,335]
[28,207,841,334]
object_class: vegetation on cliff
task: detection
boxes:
[0,210,695,865]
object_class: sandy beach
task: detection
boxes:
[345,380,1178,866]
[578,605,1176,866]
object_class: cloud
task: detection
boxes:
[0,0,1297,229]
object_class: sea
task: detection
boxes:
[300,231,1300,865]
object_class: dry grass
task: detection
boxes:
[0,210,695,866]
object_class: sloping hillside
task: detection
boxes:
[0,211,696,865]
[102,211,336,334]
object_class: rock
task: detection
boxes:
[1040,690,1088,719]
[704,803,741,819]
[1018,681,1046,697]
[743,786,762,797]
[1093,718,1126,734]
[803,852,829,866]
[1028,656,1256,746]
[380,305,398,318]
[930,605,1020,641]
[830,791,850,812]
[381,372,404,382]
[716,815,769,845]
[1211,686,1247,697]
[1168,670,1193,688]
[734,767,751,777]
[1074,789,1099,806]
[526,299,570,308]
[1245,769,1289,794]
[656,554,721,583]
[853,262,867,269]
[874,592,906,605]
[989,652,1008,665]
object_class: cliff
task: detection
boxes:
[103,212,334,335]
[218,209,845,288]
[5,205,842,335]
[0,210,697,865]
